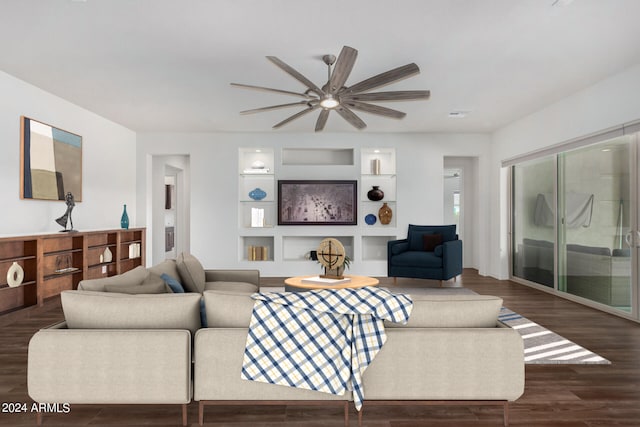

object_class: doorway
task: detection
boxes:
[443,156,478,269]
[151,155,190,264]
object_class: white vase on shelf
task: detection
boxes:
[7,262,24,287]
[103,247,113,263]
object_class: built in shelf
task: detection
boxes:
[282,148,354,166]
[0,228,145,314]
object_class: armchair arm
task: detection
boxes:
[387,239,409,255]
[387,239,409,277]
[442,239,463,279]
[205,269,260,287]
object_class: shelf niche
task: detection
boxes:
[282,148,354,166]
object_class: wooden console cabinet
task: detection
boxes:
[0,228,145,314]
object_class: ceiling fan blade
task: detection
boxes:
[343,101,406,119]
[231,83,316,99]
[315,109,330,132]
[335,105,366,130]
[328,46,358,94]
[341,90,430,102]
[240,101,316,115]
[266,56,324,97]
[343,63,420,94]
[273,104,320,129]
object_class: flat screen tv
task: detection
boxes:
[278,180,357,225]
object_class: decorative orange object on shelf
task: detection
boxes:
[378,203,393,225]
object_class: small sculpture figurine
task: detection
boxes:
[55,192,76,232]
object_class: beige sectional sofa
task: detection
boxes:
[28,256,525,426]
[194,290,524,426]
[28,253,260,426]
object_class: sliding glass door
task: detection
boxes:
[512,156,556,288]
[511,133,638,318]
[557,136,635,312]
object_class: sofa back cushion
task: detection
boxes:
[203,289,255,328]
[104,280,167,294]
[176,252,206,293]
[77,266,148,292]
[147,259,182,282]
[407,224,456,251]
[61,291,201,333]
[385,294,502,328]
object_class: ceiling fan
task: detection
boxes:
[231,46,431,132]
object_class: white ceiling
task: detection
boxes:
[2,0,640,133]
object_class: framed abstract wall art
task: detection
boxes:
[20,116,82,201]
[278,180,357,225]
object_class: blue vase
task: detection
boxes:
[121,204,129,229]
[249,188,267,201]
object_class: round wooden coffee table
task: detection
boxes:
[284,274,379,292]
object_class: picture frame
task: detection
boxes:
[20,116,82,201]
[278,180,357,225]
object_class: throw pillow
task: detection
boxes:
[162,273,185,293]
[176,252,206,293]
[407,224,457,250]
[434,245,444,257]
[423,234,443,252]
[104,281,167,294]
[200,298,207,328]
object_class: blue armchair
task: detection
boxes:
[387,224,463,285]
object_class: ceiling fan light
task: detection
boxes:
[320,95,340,109]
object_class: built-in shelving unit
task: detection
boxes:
[359,148,397,264]
[360,148,397,228]
[118,229,145,273]
[237,146,397,276]
[0,228,145,314]
[239,148,275,261]
[84,231,118,280]
[39,234,84,300]
[0,238,38,313]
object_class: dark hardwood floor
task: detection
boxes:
[1,269,640,426]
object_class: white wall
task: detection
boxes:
[137,132,491,276]
[0,72,137,236]
[490,63,640,279]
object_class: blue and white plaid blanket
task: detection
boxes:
[241,286,413,410]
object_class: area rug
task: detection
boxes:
[498,307,610,365]
[259,285,610,365]
[387,287,610,365]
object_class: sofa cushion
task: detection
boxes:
[203,290,255,328]
[147,259,181,282]
[104,281,167,294]
[176,253,206,293]
[408,224,456,251]
[204,281,259,293]
[391,251,443,268]
[61,290,202,333]
[385,294,502,328]
[77,266,148,292]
